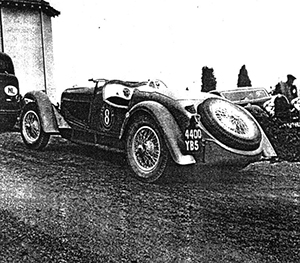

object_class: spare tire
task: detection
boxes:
[198,98,262,151]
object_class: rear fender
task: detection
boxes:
[23,91,60,133]
[260,130,277,158]
[120,101,195,165]
[242,104,277,158]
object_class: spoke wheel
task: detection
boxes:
[126,114,169,183]
[21,103,50,150]
[198,98,262,151]
[132,126,161,172]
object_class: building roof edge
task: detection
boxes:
[0,0,60,17]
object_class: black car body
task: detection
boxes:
[0,52,21,131]
[20,79,276,182]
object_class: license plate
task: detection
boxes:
[184,129,202,151]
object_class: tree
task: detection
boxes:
[201,66,217,92]
[237,65,252,87]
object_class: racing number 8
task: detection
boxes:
[102,107,113,128]
[104,109,111,126]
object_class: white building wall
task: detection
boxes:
[0,5,57,101]
[41,11,55,100]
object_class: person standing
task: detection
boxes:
[274,74,298,103]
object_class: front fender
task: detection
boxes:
[23,91,59,133]
[120,101,195,165]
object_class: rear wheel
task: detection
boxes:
[126,114,169,183]
[21,103,50,150]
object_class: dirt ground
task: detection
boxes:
[0,132,299,262]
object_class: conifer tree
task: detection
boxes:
[237,65,252,87]
[201,66,217,92]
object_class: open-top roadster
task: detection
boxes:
[20,79,276,182]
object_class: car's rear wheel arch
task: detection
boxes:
[123,106,171,149]
[123,102,195,167]
[124,109,161,135]
[23,91,59,133]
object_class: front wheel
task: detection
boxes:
[21,103,50,150]
[126,114,169,183]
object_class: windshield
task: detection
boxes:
[221,89,269,102]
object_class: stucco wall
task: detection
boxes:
[0,6,56,101]
[41,11,54,100]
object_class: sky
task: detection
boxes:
[49,0,300,96]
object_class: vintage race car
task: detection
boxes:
[0,52,21,131]
[20,79,276,182]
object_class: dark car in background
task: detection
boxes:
[209,87,271,108]
[0,52,21,131]
[209,87,272,122]
[210,87,300,123]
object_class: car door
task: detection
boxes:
[89,81,131,149]
[60,86,96,144]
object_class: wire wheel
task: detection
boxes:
[212,103,255,140]
[22,110,41,144]
[126,114,169,183]
[198,98,262,151]
[132,126,161,172]
[21,103,50,150]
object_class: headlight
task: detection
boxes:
[185,104,196,114]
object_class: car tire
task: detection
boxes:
[126,114,169,183]
[198,98,262,151]
[21,103,50,150]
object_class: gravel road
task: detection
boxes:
[0,132,299,263]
